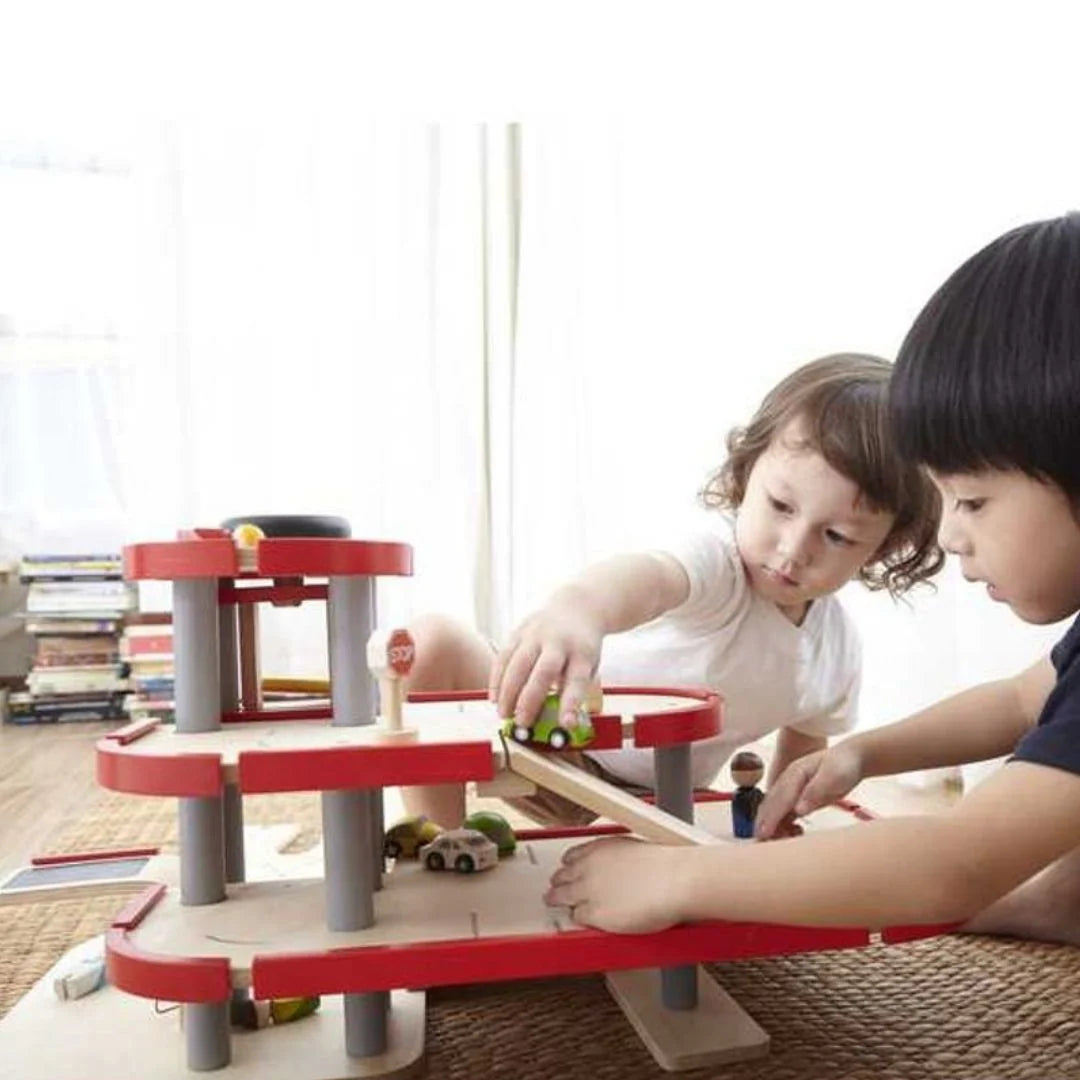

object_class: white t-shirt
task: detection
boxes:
[586,512,861,789]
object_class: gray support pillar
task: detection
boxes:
[223,783,245,884]
[174,579,221,734]
[179,797,226,905]
[370,789,385,889]
[219,597,245,885]
[322,789,376,929]
[174,579,226,907]
[344,991,390,1058]
[183,1000,231,1071]
[324,575,387,1055]
[219,598,248,1026]
[327,575,376,728]
[654,744,697,1011]
[218,596,240,714]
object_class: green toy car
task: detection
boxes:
[501,691,595,751]
[464,809,517,856]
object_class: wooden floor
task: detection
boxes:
[0,720,114,883]
[0,720,961,886]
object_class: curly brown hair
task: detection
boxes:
[702,353,944,597]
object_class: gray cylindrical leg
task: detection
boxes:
[174,579,221,734]
[344,990,389,1058]
[655,744,697,1010]
[180,796,226,905]
[183,1000,231,1071]
[655,744,693,824]
[322,789,375,931]
[324,576,379,922]
[218,599,240,713]
[327,575,376,727]
[371,789,385,890]
[223,782,245,884]
[325,575,386,1050]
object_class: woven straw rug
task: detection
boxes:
[4,791,1080,1080]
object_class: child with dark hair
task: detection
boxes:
[404,353,943,830]
[546,214,1080,944]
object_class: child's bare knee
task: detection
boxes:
[407,613,490,690]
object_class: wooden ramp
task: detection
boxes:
[501,738,719,846]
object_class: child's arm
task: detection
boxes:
[490,552,690,727]
[755,656,1054,838]
[767,728,827,786]
[545,758,1080,932]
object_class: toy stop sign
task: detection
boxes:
[386,628,415,677]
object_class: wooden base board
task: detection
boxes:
[1,937,427,1080]
[605,966,769,1071]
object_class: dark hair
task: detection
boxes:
[892,213,1080,500]
[703,353,943,597]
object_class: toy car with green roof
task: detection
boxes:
[501,691,595,751]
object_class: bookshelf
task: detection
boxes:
[9,553,135,724]
[121,619,174,723]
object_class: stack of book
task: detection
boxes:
[121,621,174,722]
[8,554,135,724]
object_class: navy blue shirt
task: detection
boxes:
[1012,613,1080,775]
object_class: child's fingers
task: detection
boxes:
[512,647,567,725]
[494,641,542,719]
[559,657,595,726]
[793,774,837,817]
[755,772,807,839]
[488,643,515,702]
[558,838,607,866]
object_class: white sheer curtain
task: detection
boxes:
[0,145,136,557]
[0,122,517,678]
[503,120,1075,766]
[123,121,523,676]
[0,114,1075,745]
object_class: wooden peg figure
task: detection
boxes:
[230,522,265,572]
[366,627,417,740]
[729,750,765,839]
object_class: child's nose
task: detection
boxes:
[937,511,971,556]
[778,523,813,566]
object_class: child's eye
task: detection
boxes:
[768,496,793,514]
[954,498,986,513]
[825,528,855,547]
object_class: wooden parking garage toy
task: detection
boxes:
[0,522,957,1078]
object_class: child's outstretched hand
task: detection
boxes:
[544,837,686,933]
[754,743,864,840]
[490,591,604,728]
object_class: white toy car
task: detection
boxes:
[418,828,499,874]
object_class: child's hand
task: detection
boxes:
[544,837,686,933]
[754,744,864,840]
[490,593,603,727]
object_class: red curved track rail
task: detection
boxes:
[407,686,722,750]
[101,843,958,1004]
[95,688,721,797]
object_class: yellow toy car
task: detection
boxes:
[382,815,443,860]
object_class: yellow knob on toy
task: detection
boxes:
[231,523,266,548]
